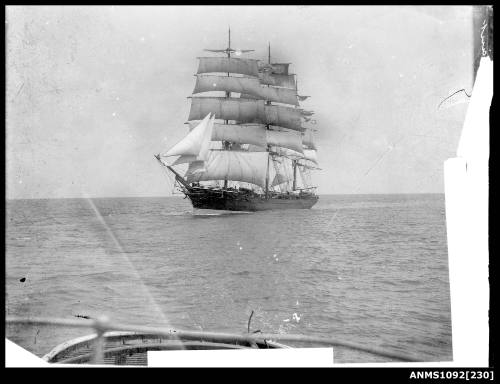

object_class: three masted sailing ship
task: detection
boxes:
[155,29,320,211]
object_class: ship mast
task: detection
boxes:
[292,73,298,191]
[160,29,314,196]
[223,26,231,190]
[265,42,271,198]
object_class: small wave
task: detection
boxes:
[232,270,251,277]
[304,267,336,276]
[399,279,422,285]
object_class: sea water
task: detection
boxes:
[5,194,452,363]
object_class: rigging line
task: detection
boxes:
[157,159,175,190]
[437,89,471,110]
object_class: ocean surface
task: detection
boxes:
[5,194,452,363]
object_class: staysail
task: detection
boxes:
[163,113,214,160]
[271,171,290,187]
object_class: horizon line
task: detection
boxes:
[5,192,446,201]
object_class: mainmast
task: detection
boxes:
[265,42,271,198]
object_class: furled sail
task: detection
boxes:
[197,57,259,77]
[185,150,269,189]
[258,72,296,89]
[163,113,213,159]
[302,129,317,150]
[266,129,304,153]
[189,98,303,131]
[188,121,267,147]
[204,49,254,54]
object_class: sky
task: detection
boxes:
[6,6,475,199]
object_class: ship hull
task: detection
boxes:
[186,187,318,211]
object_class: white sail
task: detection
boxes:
[197,114,215,161]
[303,149,318,165]
[185,151,269,189]
[259,62,290,75]
[247,144,268,152]
[189,97,262,123]
[212,123,267,147]
[194,75,297,106]
[193,75,262,97]
[188,121,267,147]
[241,86,298,106]
[259,72,296,89]
[189,97,303,131]
[271,171,290,187]
[270,147,304,159]
[266,129,304,153]
[197,57,259,77]
[302,129,317,150]
[271,147,318,165]
[263,104,303,131]
[164,113,212,158]
[171,155,198,165]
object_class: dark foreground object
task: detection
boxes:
[43,331,288,366]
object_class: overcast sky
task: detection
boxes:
[6,5,474,199]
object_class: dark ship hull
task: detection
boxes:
[185,186,318,211]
